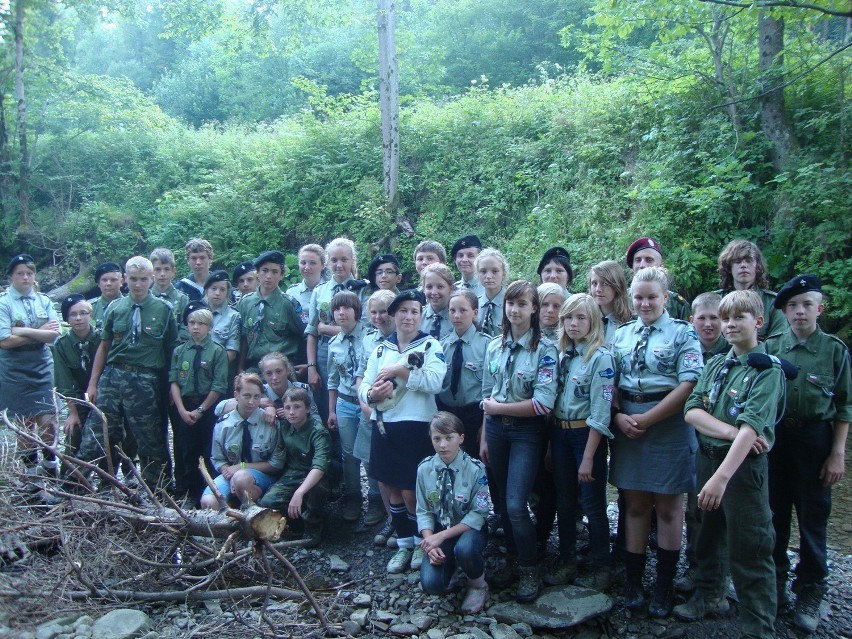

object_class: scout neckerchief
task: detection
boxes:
[76,338,92,371]
[240,420,253,463]
[437,463,456,529]
[345,333,357,379]
[130,303,142,345]
[450,337,464,398]
[481,301,496,336]
[706,357,740,413]
[632,325,653,372]
[191,344,203,392]
[430,313,442,339]
[21,294,37,325]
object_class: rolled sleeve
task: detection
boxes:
[309,427,331,472]
[586,350,616,439]
[736,367,784,441]
[676,327,704,384]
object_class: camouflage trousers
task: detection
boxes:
[78,366,168,489]
[259,476,327,535]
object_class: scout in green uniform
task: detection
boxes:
[54,295,99,458]
[89,261,124,333]
[475,248,508,337]
[150,248,190,341]
[77,256,178,489]
[625,237,689,320]
[765,274,850,633]
[169,303,229,503]
[451,235,484,296]
[421,263,454,340]
[714,239,787,340]
[587,260,632,348]
[238,250,305,371]
[537,246,573,296]
[200,372,286,509]
[259,387,331,547]
[675,290,785,639]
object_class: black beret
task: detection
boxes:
[204,269,230,291]
[388,289,426,315]
[254,250,285,269]
[61,293,87,322]
[183,299,210,325]
[537,246,572,275]
[450,235,482,259]
[231,260,256,284]
[6,253,35,276]
[94,262,122,282]
[626,237,663,267]
[367,253,401,284]
[774,274,822,309]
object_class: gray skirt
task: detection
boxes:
[609,397,696,494]
[0,344,56,419]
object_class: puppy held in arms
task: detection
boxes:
[373,343,430,436]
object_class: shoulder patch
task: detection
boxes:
[540,355,557,366]
[435,351,446,362]
[598,367,615,379]
[672,319,690,326]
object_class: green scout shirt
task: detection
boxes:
[264,382,321,423]
[416,451,490,533]
[238,288,305,363]
[210,304,241,353]
[611,312,703,395]
[477,288,505,338]
[102,294,177,369]
[421,306,452,340]
[481,329,559,414]
[168,335,229,397]
[210,407,285,471]
[438,324,490,407]
[152,284,190,343]
[553,341,616,439]
[305,276,371,339]
[53,328,100,398]
[90,293,123,333]
[685,344,785,452]
[765,327,851,423]
[701,334,729,364]
[713,287,787,340]
[327,323,367,397]
[275,417,331,482]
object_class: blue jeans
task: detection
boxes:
[550,425,610,567]
[336,396,362,496]
[420,527,487,595]
[485,415,545,567]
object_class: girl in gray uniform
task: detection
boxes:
[421,263,454,340]
[480,280,559,603]
[610,266,703,617]
[588,260,632,348]
[475,248,508,337]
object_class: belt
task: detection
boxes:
[491,415,542,427]
[620,389,670,403]
[699,441,758,460]
[108,362,157,375]
[557,419,588,430]
[338,393,358,405]
[782,417,828,429]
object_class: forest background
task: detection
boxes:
[0,0,849,336]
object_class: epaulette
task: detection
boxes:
[619,319,637,329]
[764,331,785,341]
[672,318,690,326]
[293,381,309,390]
[418,455,432,467]
[825,333,850,351]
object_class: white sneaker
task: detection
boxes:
[386,548,413,574]
[410,546,425,570]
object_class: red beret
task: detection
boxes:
[626,237,663,266]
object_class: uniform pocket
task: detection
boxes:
[651,347,677,374]
[572,373,592,398]
[805,372,835,397]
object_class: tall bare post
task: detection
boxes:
[377,0,399,219]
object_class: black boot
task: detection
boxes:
[624,551,647,613]
[649,547,679,618]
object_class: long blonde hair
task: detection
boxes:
[588,260,631,324]
[558,293,605,362]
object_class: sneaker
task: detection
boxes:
[387,548,413,574]
[364,496,386,526]
[576,567,612,592]
[374,517,394,546]
[459,584,489,614]
[793,585,827,634]
[673,593,730,621]
[341,493,361,522]
[674,565,697,593]
[543,556,578,586]
[516,565,540,603]
[410,546,425,570]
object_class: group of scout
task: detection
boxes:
[1,232,847,634]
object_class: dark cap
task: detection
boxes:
[6,253,35,276]
[626,237,663,266]
[537,246,571,275]
[183,299,210,325]
[61,293,87,322]
[774,274,823,309]
[367,253,401,285]
[450,235,482,260]
[254,250,285,269]
[204,269,230,291]
[94,262,122,282]
[388,289,426,315]
[231,260,256,284]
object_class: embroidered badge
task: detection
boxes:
[428,490,440,503]
[728,405,740,418]
[598,367,615,378]
[436,352,446,362]
[541,355,557,366]
[687,329,699,340]
[683,353,701,369]
[538,367,554,385]
[474,490,490,511]
[603,385,614,402]
[489,360,498,374]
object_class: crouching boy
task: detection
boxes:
[674,290,785,639]
[259,387,330,547]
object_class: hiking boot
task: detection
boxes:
[649,583,674,618]
[673,593,730,621]
[516,565,540,603]
[793,585,827,634]
[674,565,697,593]
[410,546,425,570]
[386,548,413,574]
[487,557,517,590]
[576,567,612,592]
[374,517,395,546]
[364,495,386,526]
[624,579,646,614]
[543,555,578,586]
[341,493,361,522]
[459,584,489,614]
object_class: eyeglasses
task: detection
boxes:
[69,311,92,319]
[375,269,399,277]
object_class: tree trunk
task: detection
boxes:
[757,11,798,172]
[376,0,402,252]
[13,0,31,231]
[0,89,16,224]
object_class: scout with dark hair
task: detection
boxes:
[451,235,484,295]
[625,237,689,320]
[89,261,124,332]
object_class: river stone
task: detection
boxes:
[329,554,350,572]
[489,623,521,639]
[341,621,361,636]
[91,609,151,639]
[352,593,372,607]
[350,609,369,627]
[389,622,418,636]
[410,612,433,631]
[486,586,612,630]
